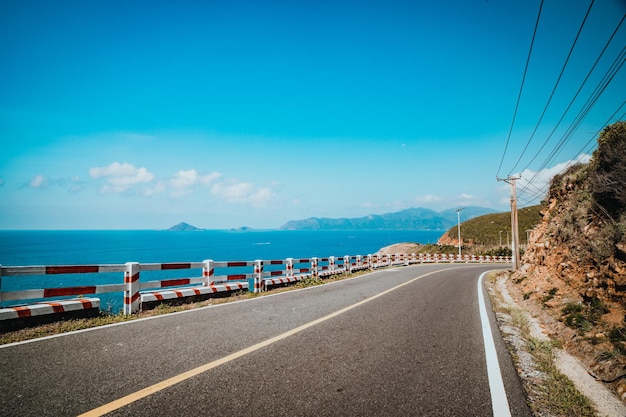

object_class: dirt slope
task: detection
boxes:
[512,122,626,402]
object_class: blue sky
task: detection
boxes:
[1,0,624,229]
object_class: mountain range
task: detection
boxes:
[279,207,498,231]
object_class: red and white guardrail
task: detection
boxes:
[0,253,511,318]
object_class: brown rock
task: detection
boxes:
[592,360,626,383]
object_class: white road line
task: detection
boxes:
[478,271,512,417]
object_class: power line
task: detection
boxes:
[528,47,625,177]
[568,101,625,162]
[538,50,625,170]
[517,13,625,174]
[517,101,626,206]
[515,37,626,200]
[495,1,624,209]
[508,0,596,175]
[496,0,544,177]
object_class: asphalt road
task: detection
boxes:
[1,264,532,416]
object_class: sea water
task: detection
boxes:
[0,229,443,311]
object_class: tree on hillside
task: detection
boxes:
[589,121,626,220]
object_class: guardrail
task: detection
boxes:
[0,253,510,319]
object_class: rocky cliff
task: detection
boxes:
[512,121,626,400]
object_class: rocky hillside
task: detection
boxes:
[512,121,626,400]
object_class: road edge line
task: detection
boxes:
[478,271,512,417]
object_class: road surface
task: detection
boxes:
[1,264,531,416]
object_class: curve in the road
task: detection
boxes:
[79,268,447,417]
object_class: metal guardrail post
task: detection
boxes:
[124,262,140,315]
[202,260,214,286]
[311,257,318,278]
[252,260,263,293]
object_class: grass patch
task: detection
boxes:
[509,307,530,332]
[513,275,527,285]
[561,298,609,335]
[528,337,596,417]
[608,327,626,355]
[0,313,138,345]
[486,275,598,417]
[608,326,626,342]
[542,287,558,303]
[296,275,325,288]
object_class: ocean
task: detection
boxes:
[0,229,443,311]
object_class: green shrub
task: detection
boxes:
[608,327,626,342]
[542,287,559,303]
[562,303,591,334]
[483,246,513,257]
[297,276,324,288]
[561,298,608,335]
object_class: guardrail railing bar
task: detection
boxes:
[0,254,512,316]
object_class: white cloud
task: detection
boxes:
[401,193,494,211]
[199,172,222,185]
[170,169,199,190]
[87,162,273,206]
[211,180,275,206]
[516,154,591,202]
[26,174,86,193]
[169,169,221,197]
[90,162,139,178]
[29,174,48,188]
[143,180,167,196]
[212,181,254,202]
[414,194,443,204]
[89,162,154,193]
[454,193,492,208]
[63,176,84,194]
[248,187,275,207]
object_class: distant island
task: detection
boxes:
[166,223,254,231]
[230,226,253,231]
[167,222,204,231]
[279,207,497,231]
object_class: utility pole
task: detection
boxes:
[497,175,521,271]
[455,207,464,257]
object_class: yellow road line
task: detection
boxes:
[80,268,445,416]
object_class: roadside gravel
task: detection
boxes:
[486,271,626,417]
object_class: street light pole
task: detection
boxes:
[455,207,464,257]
